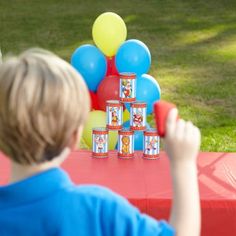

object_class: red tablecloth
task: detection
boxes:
[0,151,236,236]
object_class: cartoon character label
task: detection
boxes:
[143,129,159,159]
[119,72,136,102]
[130,102,146,131]
[92,128,108,158]
[118,129,134,159]
[106,100,123,130]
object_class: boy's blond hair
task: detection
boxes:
[0,49,90,165]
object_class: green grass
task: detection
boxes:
[0,0,235,152]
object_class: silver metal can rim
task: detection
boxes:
[92,127,108,132]
[119,72,136,77]
[144,128,158,133]
[131,101,146,105]
[106,100,121,104]
[118,128,134,134]
[143,156,160,160]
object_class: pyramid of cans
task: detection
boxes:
[92,72,160,160]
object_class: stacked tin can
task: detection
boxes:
[106,100,123,130]
[130,102,146,131]
[92,128,108,158]
[118,128,134,159]
[119,72,136,103]
[143,129,160,159]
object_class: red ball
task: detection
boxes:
[154,100,177,137]
[97,75,120,111]
[89,91,100,110]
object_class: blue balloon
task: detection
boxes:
[115,39,151,76]
[71,44,107,92]
[124,102,131,111]
[122,121,151,150]
[125,74,161,114]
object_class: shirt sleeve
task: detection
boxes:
[100,188,175,236]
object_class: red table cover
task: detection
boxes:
[0,151,236,236]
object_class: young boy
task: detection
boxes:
[0,49,201,236]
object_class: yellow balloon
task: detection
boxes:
[123,109,130,122]
[92,12,127,57]
[82,110,118,150]
[108,130,119,150]
[78,137,89,150]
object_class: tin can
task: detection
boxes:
[118,129,134,159]
[143,129,160,159]
[92,128,108,158]
[119,72,136,102]
[106,100,123,130]
[130,102,147,131]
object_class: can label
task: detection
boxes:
[130,102,146,131]
[118,130,134,158]
[106,100,123,130]
[143,129,159,159]
[92,128,108,158]
[119,73,136,102]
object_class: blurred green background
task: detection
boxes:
[0,0,235,151]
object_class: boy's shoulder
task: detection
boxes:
[61,183,127,207]
[56,183,134,225]
[68,184,114,196]
[57,182,141,221]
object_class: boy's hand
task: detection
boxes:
[164,108,201,166]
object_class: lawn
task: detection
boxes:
[0,0,235,152]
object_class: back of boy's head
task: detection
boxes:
[0,48,90,165]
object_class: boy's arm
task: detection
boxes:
[164,109,201,236]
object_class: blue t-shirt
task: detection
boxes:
[0,168,174,236]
